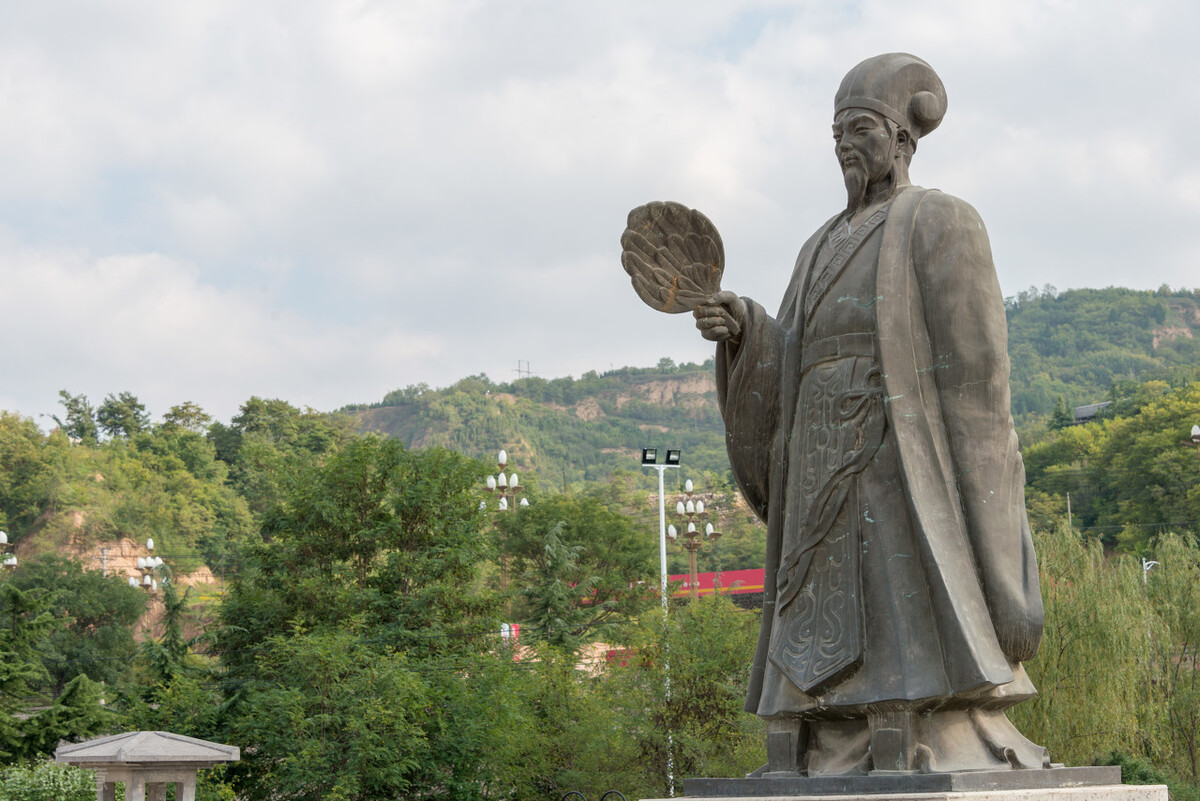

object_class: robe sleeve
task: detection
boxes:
[912,192,1044,663]
[714,299,785,523]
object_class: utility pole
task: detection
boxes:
[641,447,680,798]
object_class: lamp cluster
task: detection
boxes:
[668,479,721,600]
[483,450,529,511]
[0,531,15,571]
[128,537,165,593]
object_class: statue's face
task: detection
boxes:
[832,108,895,184]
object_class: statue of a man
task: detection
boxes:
[692,53,1047,775]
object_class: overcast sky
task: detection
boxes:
[1,0,1197,425]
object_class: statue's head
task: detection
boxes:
[833,54,946,209]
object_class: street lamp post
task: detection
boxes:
[641,448,681,615]
[641,446,680,798]
[483,449,530,602]
[668,479,722,601]
[1142,557,1160,585]
[484,449,528,511]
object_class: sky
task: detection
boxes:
[1,0,1198,425]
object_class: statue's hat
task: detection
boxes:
[835,53,947,139]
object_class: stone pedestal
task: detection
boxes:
[641,787,1167,801]
[640,766,1167,801]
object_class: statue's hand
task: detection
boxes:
[694,291,746,344]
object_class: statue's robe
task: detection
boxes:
[716,185,1047,773]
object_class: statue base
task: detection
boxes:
[643,766,1164,799]
[644,786,1166,801]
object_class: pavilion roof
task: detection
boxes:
[55,731,239,766]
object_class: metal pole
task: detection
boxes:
[654,464,675,797]
[688,546,699,602]
[657,466,668,614]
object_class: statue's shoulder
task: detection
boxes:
[903,187,996,282]
[907,187,987,231]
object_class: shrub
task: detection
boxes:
[0,761,94,801]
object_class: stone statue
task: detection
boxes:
[622,53,1048,777]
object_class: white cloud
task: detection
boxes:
[0,242,442,423]
[1,0,1198,422]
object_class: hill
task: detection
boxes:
[347,359,731,490]
[346,286,1200,485]
[1006,285,1200,417]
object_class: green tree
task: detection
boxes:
[1049,395,1074,430]
[1090,383,1200,549]
[8,555,145,696]
[161,401,213,433]
[0,584,112,761]
[0,414,53,536]
[605,595,764,797]
[494,494,654,650]
[0,585,57,757]
[1009,525,1164,766]
[209,397,358,515]
[1023,380,1200,550]
[137,571,199,689]
[16,673,112,760]
[226,630,430,801]
[96,392,150,439]
[217,439,509,798]
[1145,534,1200,781]
[468,646,642,800]
[51,391,97,445]
[1005,287,1200,421]
[521,523,599,650]
[219,437,496,671]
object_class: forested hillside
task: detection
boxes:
[347,286,1200,487]
[1,394,359,572]
[348,358,731,488]
[1006,285,1200,417]
[1023,379,1200,548]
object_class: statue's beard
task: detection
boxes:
[843,164,870,213]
